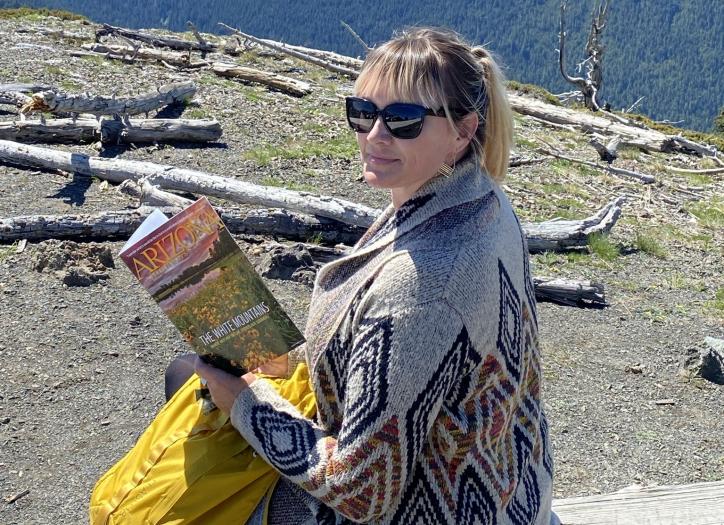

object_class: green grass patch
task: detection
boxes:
[618,147,642,161]
[244,135,358,166]
[44,65,64,76]
[59,80,81,92]
[587,233,620,261]
[678,171,714,186]
[0,241,18,264]
[685,197,724,230]
[634,231,667,258]
[183,107,211,119]
[516,137,539,150]
[705,287,724,319]
[0,7,86,21]
[507,80,560,106]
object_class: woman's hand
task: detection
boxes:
[194,356,257,415]
[254,354,288,378]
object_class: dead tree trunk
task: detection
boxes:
[558,0,609,111]
[212,62,312,96]
[96,23,217,53]
[78,43,209,68]
[20,82,197,116]
[533,277,606,306]
[0,208,365,246]
[0,140,626,245]
[0,139,378,228]
[508,94,717,156]
[0,118,221,144]
[523,196,624,252]
[99,118,222,143]
[219,23,360,78]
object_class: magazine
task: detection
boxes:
[119,197,305,377]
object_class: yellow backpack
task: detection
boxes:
[89,363,316,525]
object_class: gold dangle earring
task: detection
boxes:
[437,158,455,177]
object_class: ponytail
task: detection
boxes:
[470,47,513,182]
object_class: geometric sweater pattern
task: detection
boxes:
[232,155,554,524]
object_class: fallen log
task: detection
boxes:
[96,23,217,53]
[79,43,209,69]
[219,23,359,78]
[117,178,196,208]
[0,140,378,228]
[0,91,32,108]
[99,118,222,144]
[523,196,625,252]
[0,118,221,144]
[0,140,625,245]
[0,119,97,143]
[212,62,312,96]
[0,208,365,246]
[259,40,363,70]
[20,81,197,116]
[0,83,52,93]
[533,277,606,306]
[665,165,724,175]
[509,93,717,157]
[540,147,655,184]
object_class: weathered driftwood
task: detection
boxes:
[20,82,197,116]
[541,147,655,184]
[666,165,724,175]
[219,23,359,78]
[0,140,625,246]
[117,179,195,208]
[0,83,52,93]
[96,23,217,53]
[0,91,32,108]
[0,119,97,143]
[509,94,716,156]
[212,62,312,97]
[0,118,221,144]
[0,140,378,228]
[79,43,210,69]
[523,196,625,252]
[99,118,222,143]
[261,39,364,69]
[552,480,724,525]
[533,277,605,306]
[0,208,365,246]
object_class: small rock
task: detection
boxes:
[32,240,114,287]
[625,363,644,374]
[1,417,10,424]
[680,337,724,385]
[257,243,315,280]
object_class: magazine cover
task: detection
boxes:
[119,197,305,375]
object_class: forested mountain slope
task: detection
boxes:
[2,0,723,131]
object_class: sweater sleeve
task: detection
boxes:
[230,299,472,523]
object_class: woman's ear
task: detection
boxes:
[455,112,479,153]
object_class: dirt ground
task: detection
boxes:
[0,14,722,525]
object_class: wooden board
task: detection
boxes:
[552,481,724,525]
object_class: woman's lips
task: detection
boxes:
[367,154,398,165]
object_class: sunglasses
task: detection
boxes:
[345,96,445,139]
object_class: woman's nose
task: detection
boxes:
[367,116,392,142]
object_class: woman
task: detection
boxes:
[196,26,554,524]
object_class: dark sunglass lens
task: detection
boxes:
[346,98,377,133]
[384,104,425,139]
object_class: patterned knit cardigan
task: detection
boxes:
[231,156,554,524]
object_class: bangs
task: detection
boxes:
[354,42,449,115]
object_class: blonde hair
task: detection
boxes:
[355,27,513,182]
